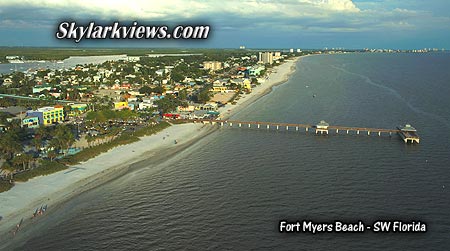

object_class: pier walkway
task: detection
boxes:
[180,119,419,144]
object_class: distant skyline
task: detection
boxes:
[0,0,449,49]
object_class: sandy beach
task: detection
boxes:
[0,56,301,241]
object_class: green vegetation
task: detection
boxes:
[153,94,186,113]
[61,121,170,165]
[85,109,138,122]
[0,121,170,193]
[0,179,13,193]
[13,160,67,182]
[0,47,254,63]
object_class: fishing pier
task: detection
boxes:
[184,119,420,144]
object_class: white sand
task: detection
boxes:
[0,56,301,238]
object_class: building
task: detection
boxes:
[127,56,140,62]
[315,120,329,134]
[273,52,282,60]
[114,101,130,110]
[231,79,251,90]
[32,84,52,93]
[203,61,223,71]
[22,117,39,128]
[258,52,273,64]
[289,48,294,53]
[26,106,64,126]
[248,66,265,76]
[68,103,88,117]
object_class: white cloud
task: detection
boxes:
[0,0,360,20]
[0,0,448,33]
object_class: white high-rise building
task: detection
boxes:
[258,52,273,64]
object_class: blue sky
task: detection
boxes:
[0,0,449,49]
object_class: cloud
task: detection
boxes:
[0,0,448,35]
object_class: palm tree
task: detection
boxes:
[32,137,43,152]
[12,155,26,171]
[0,134,23,160]
[47,150,57,162]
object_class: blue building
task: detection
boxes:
[22,117,39,128]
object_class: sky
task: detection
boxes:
[0,0,449,49]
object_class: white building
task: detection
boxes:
[258,52,273,64]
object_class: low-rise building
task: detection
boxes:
[26,106,64,125]
[33,84,52,93]
[68,103,88,116]
[203,61,223,71]
[22,117,39,128]
[114,101,130,110]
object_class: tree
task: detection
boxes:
[0,133,23,160]
[197,89,211,103]
[139,85,153,95]
[47,150,57,162]
[178,89,187,100]
[153,94,185,114]
[32,137,43,152]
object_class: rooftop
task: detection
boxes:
[400,124,417,132]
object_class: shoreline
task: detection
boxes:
[218,56,301,120]
[0,56,302,245]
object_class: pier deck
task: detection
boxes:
[179,119,419,144]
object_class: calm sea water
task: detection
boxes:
[9,53,450,250]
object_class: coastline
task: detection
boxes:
[0,56,301,244]
[218,56,301,120]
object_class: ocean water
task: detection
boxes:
[9,53,450,250]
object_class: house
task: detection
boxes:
[68,103,88,116]
[2,78,13,86]
[120,83,131,89]
[177,105,195,112]
[212,86,232,93]
[231,78,251,90]
[33,84,52,93]
[196,102,218,111]
[138,102,155,110]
